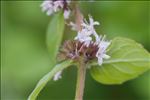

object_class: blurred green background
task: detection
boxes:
[1,1,150,100]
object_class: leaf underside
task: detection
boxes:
[90,37,150,85]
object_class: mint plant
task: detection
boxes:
[28,1,150,100]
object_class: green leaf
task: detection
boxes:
[28,60,73,100]
[90,37,150,85]
[46,12,65,65]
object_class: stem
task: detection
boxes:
[75,60,87,100]
[74,2,83,31]
[74,2,86,100]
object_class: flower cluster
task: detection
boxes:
[41,0,71,19]
[54,16,110,81]
[75,16,111,65]
[57,40,99,62]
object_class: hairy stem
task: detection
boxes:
[75,60,87,100]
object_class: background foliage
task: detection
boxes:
[1,1,150,100]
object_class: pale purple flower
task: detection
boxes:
[75,15,100,47]
[53,1,64,12]
[82,15,100,41]
[69,22,77,31]
[96,36,110,65]
[53,71,62,81]
[41,1,53,15]
[63,9,71,19]
[75,31,92,47]
[41,0,71,19]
